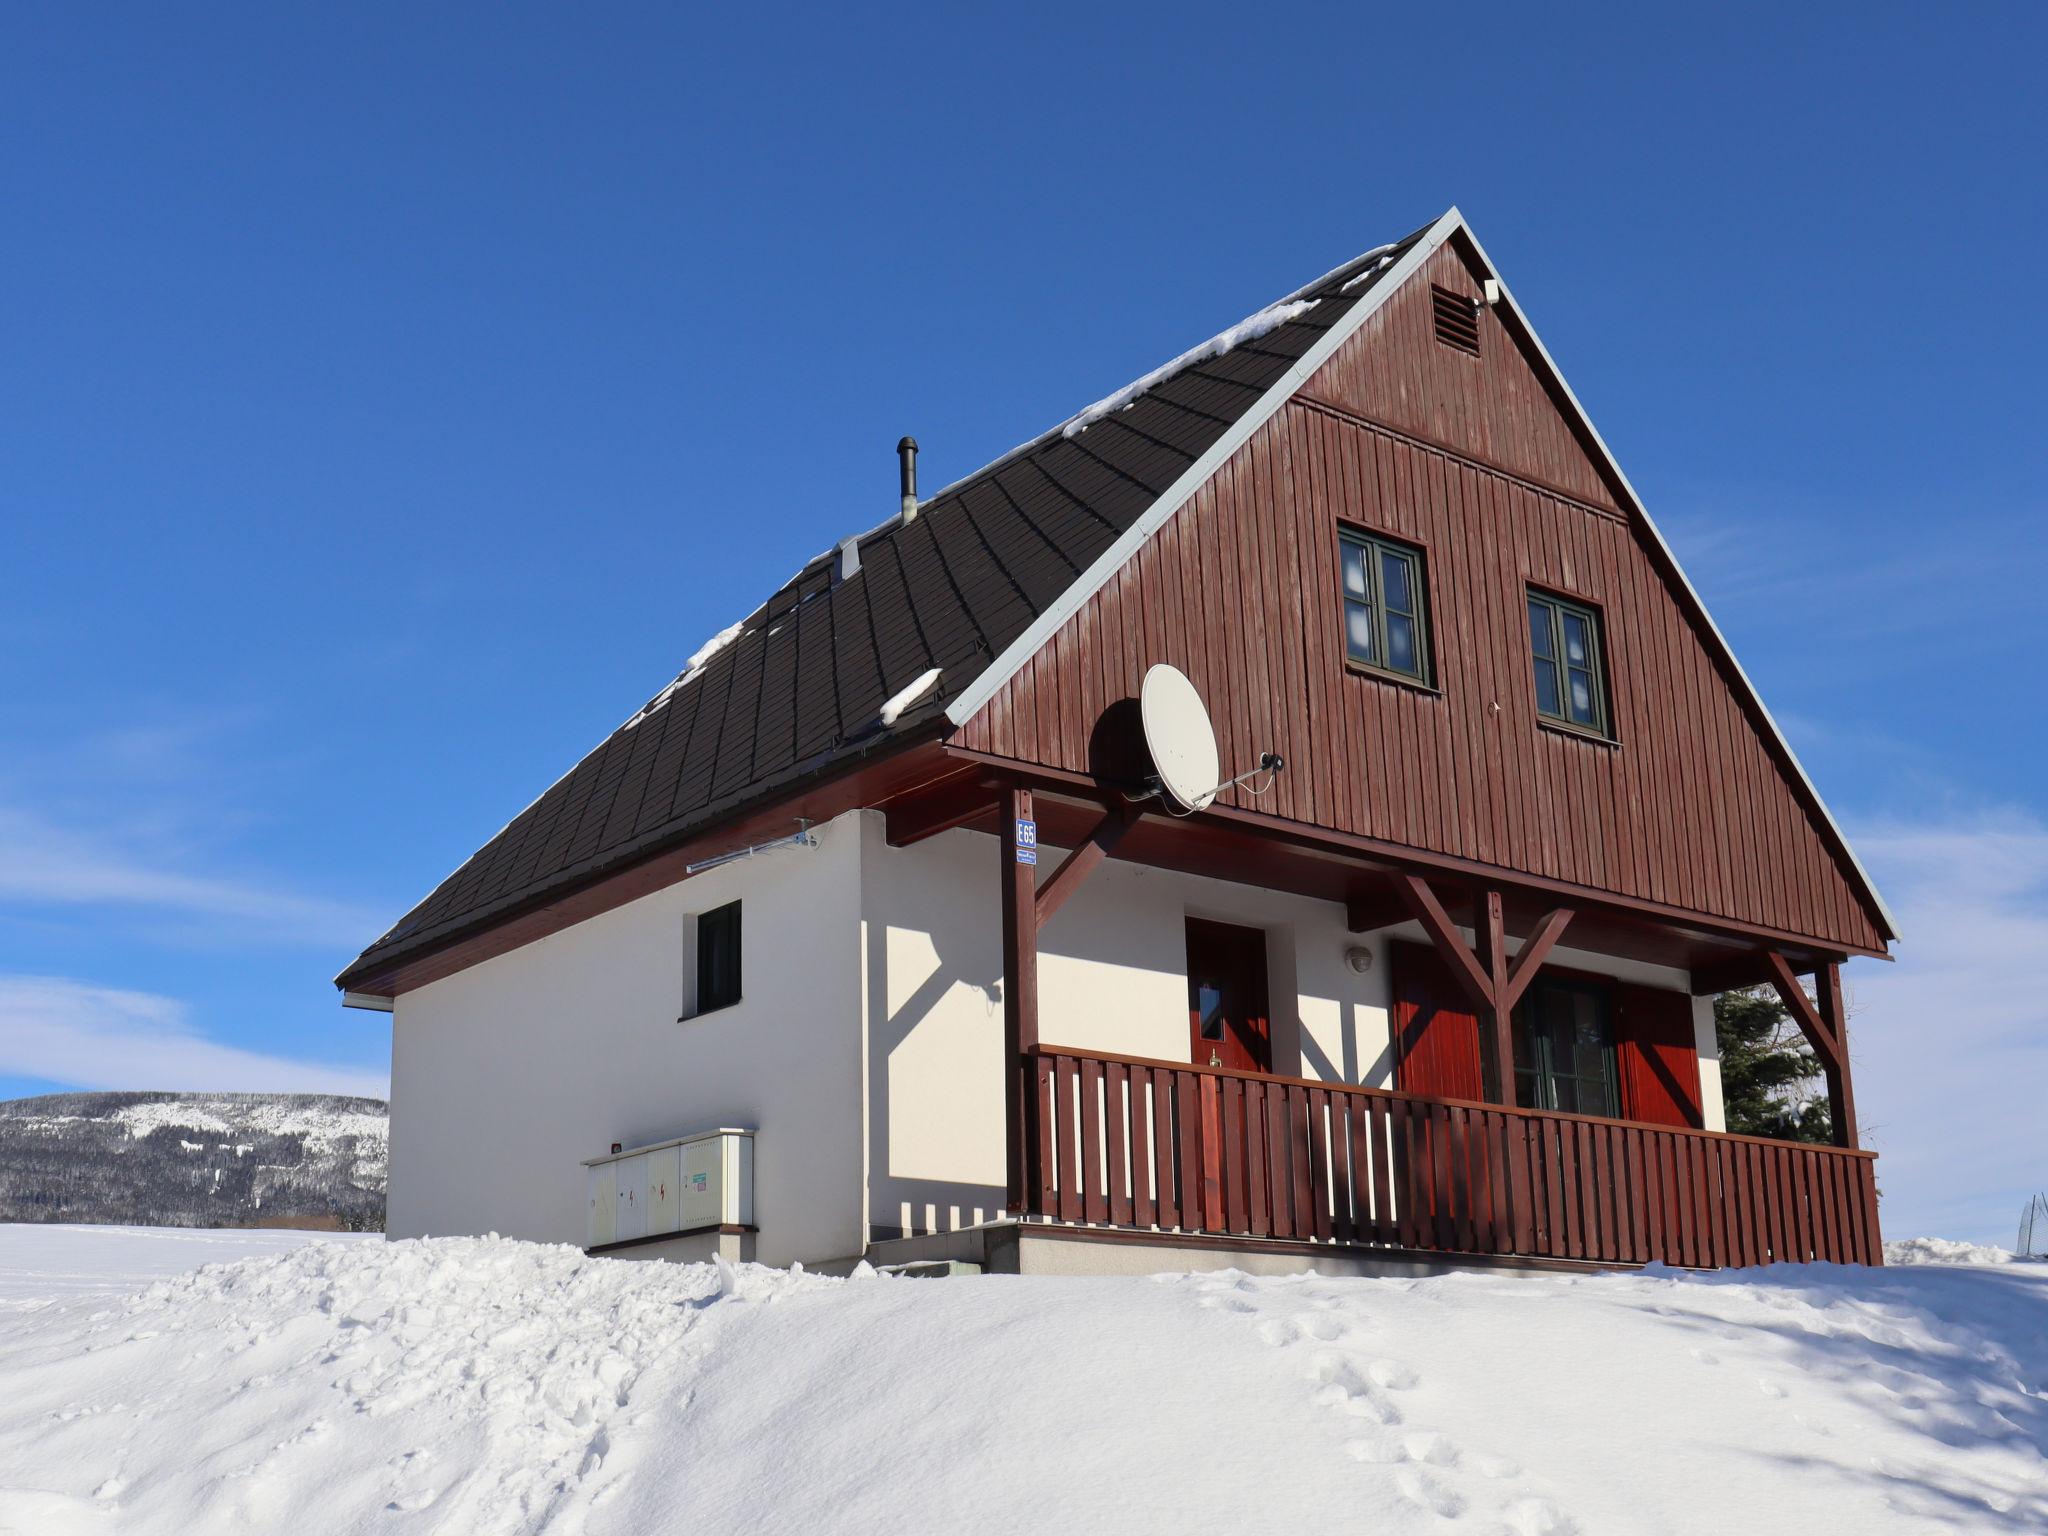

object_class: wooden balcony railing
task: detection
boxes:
[1024,1047,1882,1268]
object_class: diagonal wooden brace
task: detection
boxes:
[1762,951,1843,1074]
[1034,805,1140,929]
[1393,873,1495,1009]
[1502,907,1575,1016]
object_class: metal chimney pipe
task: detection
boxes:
[897,436,919,522]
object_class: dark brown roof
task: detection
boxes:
[336,226,1431,991]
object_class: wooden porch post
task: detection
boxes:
[1477,890,1516,1109]
[1815,962,1860,1150]
[1000,786,1039,1213]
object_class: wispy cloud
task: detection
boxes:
[1843,809,2048,1246]
[0,974,386,1100]
[0,805,386,950]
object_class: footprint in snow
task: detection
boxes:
[1756,1379,1788,1399]
[1394,1466,1466,1518]
[1402,1431,1460,1467]
[1368,1359,1418,1391]
[1689,1347,1719,1365]
[1503,1496,1579,1535]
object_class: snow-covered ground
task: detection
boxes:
[0,1226,2043,1534]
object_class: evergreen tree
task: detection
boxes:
[1713,986,1833,1144]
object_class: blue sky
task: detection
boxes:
[2,5,2042,1242]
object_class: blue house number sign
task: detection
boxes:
[1015,817,1038,865]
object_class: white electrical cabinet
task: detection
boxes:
[583,1127,754,1250]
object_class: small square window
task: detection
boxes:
[1338,529,1432,686]
[1526,589,1611,737]
[693,901,742,1015]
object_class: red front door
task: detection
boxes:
[1186,919,1271,1072]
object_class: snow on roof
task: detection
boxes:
[622,621,748,731]
[1058,298,1320,441]
[877,667,941,727]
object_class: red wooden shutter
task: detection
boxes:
[1615,984,1703,1127]
[1391,942,1484,1100]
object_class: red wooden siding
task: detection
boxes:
[1616,984,1705,1128]
[1305,240,1621,512]
[955,295,1888,953]
[1391,942,1484,1100]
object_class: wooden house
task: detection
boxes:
[337,209,1892,1275]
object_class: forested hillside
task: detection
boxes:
[0,1092,386,1230]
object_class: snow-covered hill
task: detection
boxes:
[0,1091,386,1230]
[0,1227,2042,1534]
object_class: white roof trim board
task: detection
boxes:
[944,210,1461,729]
[944,208,1898,944]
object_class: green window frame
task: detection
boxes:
[1511,978,1620,1118]
[1526,588,1610,736]
[1339,528,1431,684]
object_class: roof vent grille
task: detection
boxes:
[1431,285,1481,356]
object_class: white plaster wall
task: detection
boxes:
[1692,995,1727,1133]
[858,817,1392,1238]
[387,809,866,1267]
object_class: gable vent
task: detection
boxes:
[1431,285,1481,356]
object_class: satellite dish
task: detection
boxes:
[1140,664,1222,813]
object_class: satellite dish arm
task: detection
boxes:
[1128,750,1285,816]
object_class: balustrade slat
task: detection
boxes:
[1286,1086,1313,1243]
[1104,1063,1132,1227]
[1246,1080,1271,1235]
[1814,1152,1841,1262]
[1222,1076,1247,1234]
[1338,1098,1360,1242]
[1174,1071,1200,1233]
[1080,1058,1107,1225]
[1054,1056,1082,1222]
[1504,1118,1531,1254]
[1367,1098,1394,1245]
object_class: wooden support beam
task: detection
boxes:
[1034,807,1139,929]
[1477,889,1516,1109]
[1815,962,1860,1150]
[1000,786,1039,1212]
[1762,951,1843,1074]
[1392,873,1494,1009]
[1344,886,1411,934]
[884,775,994,848]
[1502,907,1575,1016]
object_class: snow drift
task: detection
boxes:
[1,1231,2045,1534]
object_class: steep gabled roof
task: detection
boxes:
[336,220,1438,991]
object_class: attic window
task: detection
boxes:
[1431,285,1481,356]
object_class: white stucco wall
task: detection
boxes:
[387,809,866,1267]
